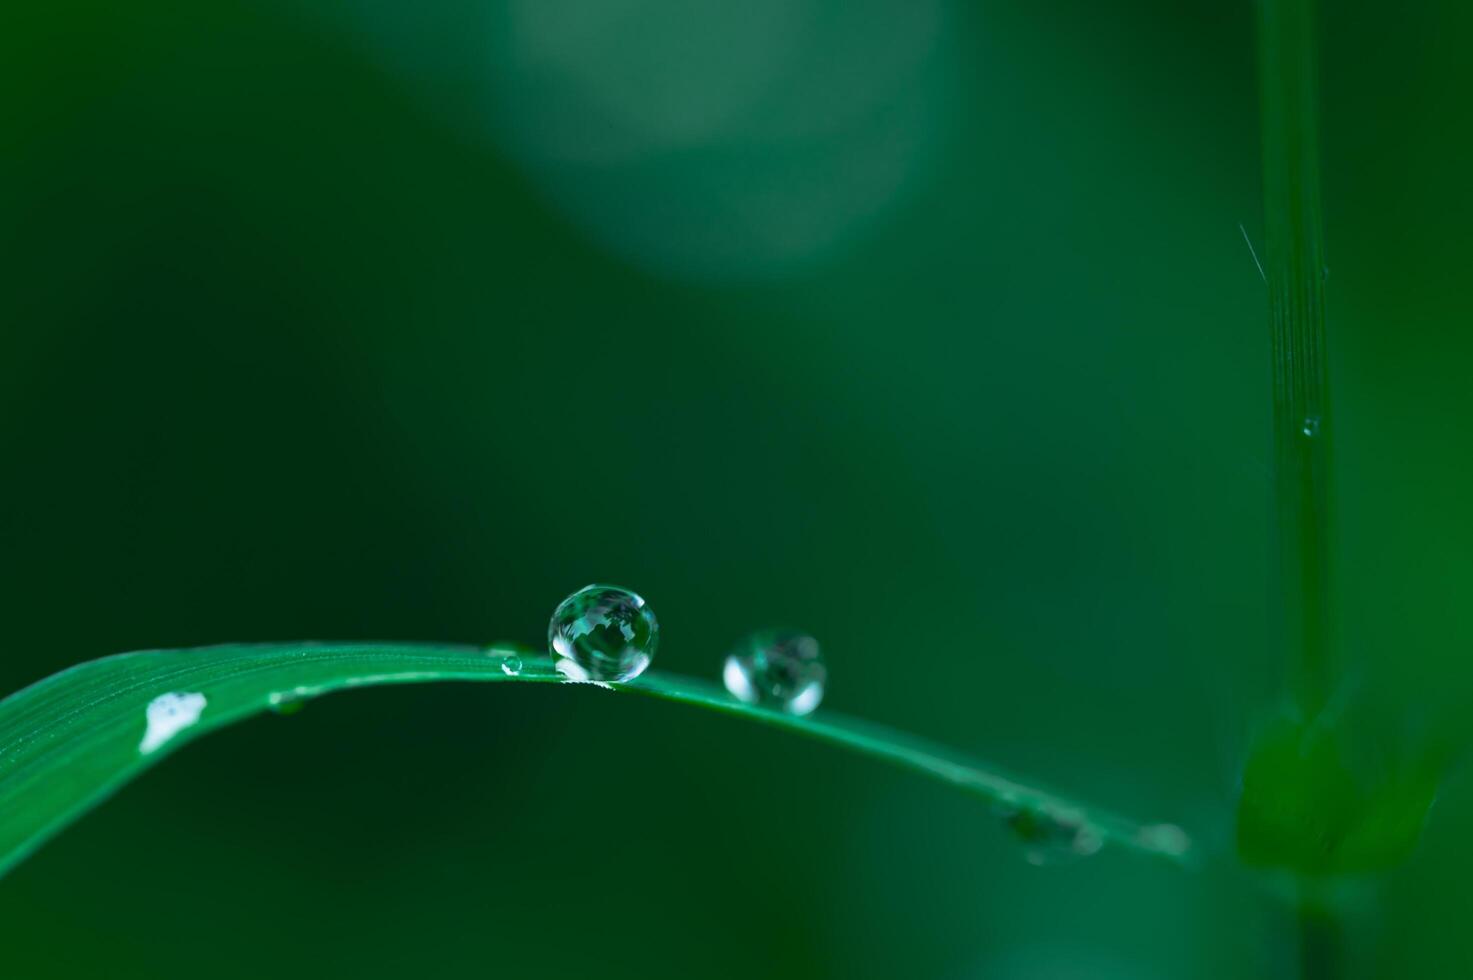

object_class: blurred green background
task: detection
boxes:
[3,0,1471,976]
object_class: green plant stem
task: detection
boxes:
[1257,0,1333,719]
[1297,885,1341,980]
[1256,1,1338,977]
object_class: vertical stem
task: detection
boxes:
[1256,2,1338,978]
[1257,0,1333,718]
[1297,886,1341,980]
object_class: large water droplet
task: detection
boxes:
[722,630,826,715]
[1004,808,1102,866]
[548,584,658,683]
[1302,416,1321,437]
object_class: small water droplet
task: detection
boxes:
[1004,808,1102,866]
[1135,823,1190,857]
[1302,416,1320,437]
[500,653,523,676]
[268,686,315,715]
[722,630,826,715]
[139,691,207,754]
[268,692,306,715]
[548,584,658,684]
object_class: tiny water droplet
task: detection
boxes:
[548,584,658,684]
[269,687,315,715]
[1302,416,1320,437]
[1136,823,1190,857]
[722,630,826,715]
[1004,808,1102,866]
[500,653,523,676]
[268,693,306,715]
[139,691,207,754]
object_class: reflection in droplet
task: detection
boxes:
[555,657,614,690]
[1302,416,1320,437]
[500,654,523,676]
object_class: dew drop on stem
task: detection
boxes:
[722,630,827,715]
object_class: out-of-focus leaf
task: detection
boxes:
[1236,716,1438,874]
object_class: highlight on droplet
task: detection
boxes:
[139,691,207,755]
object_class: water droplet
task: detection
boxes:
[722,630,826,715]
[500,653,523,676]
[1302,416,1320,437]
[548,584,658,684]
[139,691,207,754]
[268,685,315,715]
[268,692,306,715]
[1135,823,1190,858]
[1003,808,1102,866]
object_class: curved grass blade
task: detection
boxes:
[0,642,1192,877]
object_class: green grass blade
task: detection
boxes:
[0,642,1192,877]
[1257,0,1333,716]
